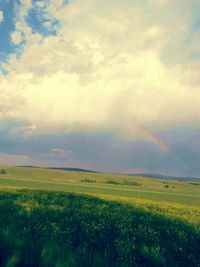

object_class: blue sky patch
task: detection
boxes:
[26,4,59,36]
[0,0,18,62]
[192,2,200,31]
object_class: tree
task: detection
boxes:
[0,169,6,174]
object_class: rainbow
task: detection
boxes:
[139,128,191,174]
[140,128,171,153]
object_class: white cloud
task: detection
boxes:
[149,0,170,6]
[11,31,23,45]
[1,0,200,140]
[50,148,72,158]
[0,10,4,23]
[34,1,46,8]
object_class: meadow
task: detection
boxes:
[0,167,200,266]
[0,166,200,206]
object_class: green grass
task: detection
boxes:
[0,166,200,228]
[0,190,199,267]
[0,166,200,206]
[0,167,200,266]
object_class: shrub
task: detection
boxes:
[106,180,141,186]
[80,178,96,183]
[0,169,6,175]
[106,180,120,185]
[123,180,141,186]
[190,182,200,186]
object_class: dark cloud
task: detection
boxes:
[0,125,200,176]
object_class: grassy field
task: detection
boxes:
[0,166,200,228]
[0,166,200,207]
[0,190,199,267]
[0,166,200,266]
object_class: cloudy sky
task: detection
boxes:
[0,0,200,176]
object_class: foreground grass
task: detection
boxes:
[92,194,200,231]
[0,189,200,267]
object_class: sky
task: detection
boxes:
[0,0,200,176]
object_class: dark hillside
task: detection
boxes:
[0,190,199,267]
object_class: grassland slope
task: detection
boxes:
[0,190,199,267]
[0,166,200,206]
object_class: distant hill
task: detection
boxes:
[17,166,99,173]
[17,165,41,168]
[127,173,200,181]
[47,167,99,173]
[17,166,200,181]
